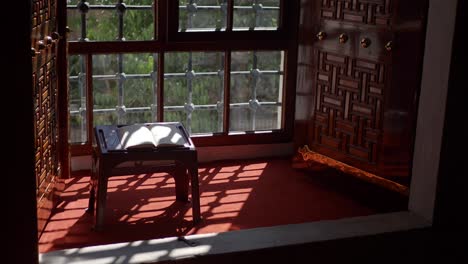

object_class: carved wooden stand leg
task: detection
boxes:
[174,164,189,202]
[94,160,109,231]
[87,150,97,213]
[189,160,201,224]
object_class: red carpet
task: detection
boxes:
[38,157,407,253]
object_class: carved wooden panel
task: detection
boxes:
[312,50,385,163]
[31,0,59,237]
[33,59,58,196]
[32,0,55,28]
[306,0,428,184]
[321,0,393,26]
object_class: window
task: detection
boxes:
[177,0,281,32]
[67,0,297,155]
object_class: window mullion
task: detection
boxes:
[151,54,158,121]
[158,53,164,122]
[158,0,167,42]
[77,0,88,41]
[226,0,233,32]
[116,54,126,124]
[86,54,93,145]
[223,50,231,134]
[116,0,126,41]
[250,51,259,131]
[185,52,194,134]
[279,0,285,30]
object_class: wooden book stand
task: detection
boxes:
[87,122,201,231]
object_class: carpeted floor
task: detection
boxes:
[38,157,407,253]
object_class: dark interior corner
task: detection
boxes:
[433,0,466,233]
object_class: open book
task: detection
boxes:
[115,122,190,150]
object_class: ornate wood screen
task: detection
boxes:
[308,0,428,186]
[31,0,62,236]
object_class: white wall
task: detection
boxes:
[408,0,458,222]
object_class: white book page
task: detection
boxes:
[148,123,188,147]
[117,124,156,149]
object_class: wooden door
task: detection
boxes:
[308,0,428,186]
[31,0,67,237]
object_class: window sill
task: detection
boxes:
[39,211,431,264]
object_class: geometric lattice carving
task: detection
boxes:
[321,0,393,26]
[32,0,55,28]
[34,58,59,196]
[32,0,59,199]
[311,51,386,163]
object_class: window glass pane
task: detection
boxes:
[233,0,280,31]
[67,3,82,41]
[92,53,158,126]
[68,55,87,143]
[164,52,225,135]
[67,0,154,41]
[230,51,284,132]
[178,0,227,32]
